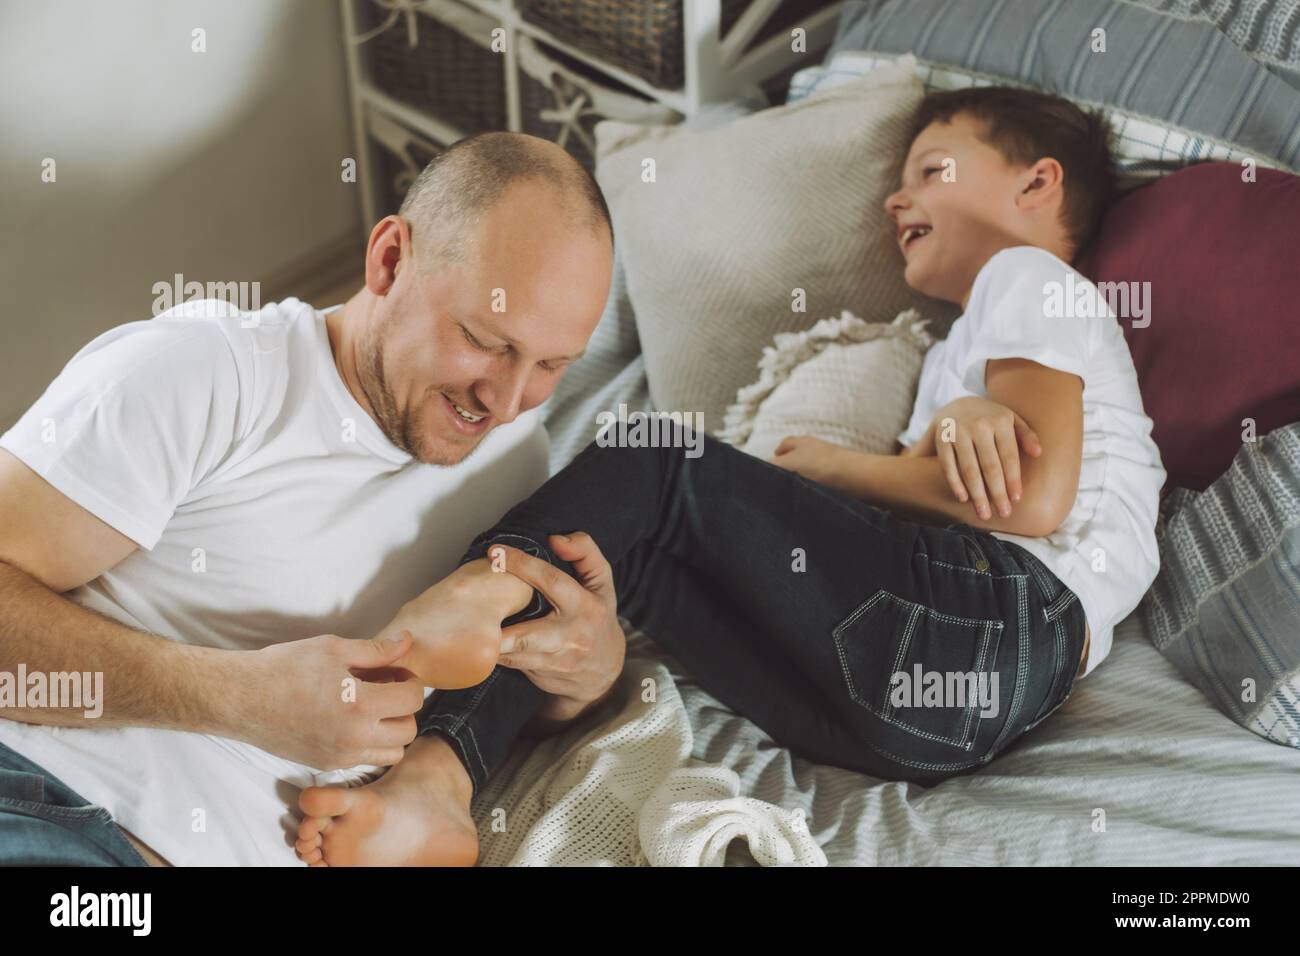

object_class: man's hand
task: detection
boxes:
[233,630,426,770]
[929,396,1042,520]
[491,533,626,725]
[768,435,851,490]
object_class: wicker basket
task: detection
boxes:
[369,112,448,216]
[357,0,685,184]
[519,71,597,172]
[518,37,675,173]
[359,0,507,134]
[518,0,836,88]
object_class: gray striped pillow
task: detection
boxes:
[1140,423,1300,748]
[822,0,1300,172]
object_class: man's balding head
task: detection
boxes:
[399,131,614,275]
[336,132,614,467]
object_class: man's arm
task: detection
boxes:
[0,449,425,769]
[0,448,243,731]
[833,358,1082,536]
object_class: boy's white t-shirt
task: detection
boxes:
[897,246,1166,678]
[0,297,551,865]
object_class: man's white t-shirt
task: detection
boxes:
[0,297,551,865]
[897,246,1166,678]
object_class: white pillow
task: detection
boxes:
[592,53,957,433]
[719,309,935,462]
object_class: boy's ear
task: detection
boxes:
[1017,157,1065,211]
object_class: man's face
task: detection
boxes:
[883,113,1032,307]
[360,184,611,466]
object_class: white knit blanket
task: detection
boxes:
[469,637,827,867]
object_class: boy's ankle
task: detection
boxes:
[451,556,534,618]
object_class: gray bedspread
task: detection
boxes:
[661,610,1300,866]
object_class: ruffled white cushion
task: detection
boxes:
[719,308,935,462]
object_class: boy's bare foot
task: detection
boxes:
[375,553,534,688]
[295,734,477,866]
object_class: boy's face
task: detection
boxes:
[883,113,1039,308]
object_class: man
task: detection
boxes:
[0,132,627,866]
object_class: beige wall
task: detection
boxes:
[0,0,363,430]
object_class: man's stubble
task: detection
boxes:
[357,312,485,467]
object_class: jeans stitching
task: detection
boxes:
[832,557,1032,770]
[879,616,1001,750]
[830,591,890,706]
[419,718,482,793]
[111,824,150,867]
[835,591,1004,751]
[1022,618,1072,734]
[1025,556,1058,600]
[927,560,1025,583]
[1043,588,1078,623]
[417,667,499,739]
[0,797,108,820]
[458,721,489,785]
[987,574,1031,756]
[953,528,993,570]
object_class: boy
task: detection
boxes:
[297,86,1167,866]
[770,86,1165,682]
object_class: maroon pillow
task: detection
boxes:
[1077,162,1300,491]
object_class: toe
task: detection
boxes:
[299,785,354,819]
[297,816,331,841]
[295,836,320,855]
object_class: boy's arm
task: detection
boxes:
[827,358,1082,535]
[896,418,936,457]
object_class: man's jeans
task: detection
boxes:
[0,740,148,866]
[417,433,1088,797]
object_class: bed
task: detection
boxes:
[467,0,1300,866]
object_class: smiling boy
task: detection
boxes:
[772,86,1166,680]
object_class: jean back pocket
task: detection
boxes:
[833,590,1005,751]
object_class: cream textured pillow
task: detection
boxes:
[593,53,956,432]
[719,309,935,462]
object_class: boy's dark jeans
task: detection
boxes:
[416,432,1087,797]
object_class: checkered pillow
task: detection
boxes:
[1139,423,1300,749]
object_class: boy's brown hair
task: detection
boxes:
[909,87,1116,259]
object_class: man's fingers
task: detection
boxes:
[499,617,564,657]
[373,713,418,750]
[497,651,556,673]
[344,629,413,670]
[548,531,615,597]
[496,545,583,613]
[498,658,583,697]
[364,676,427,720]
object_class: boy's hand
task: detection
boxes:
[930,397,1042,520]
[769,435,849,489]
